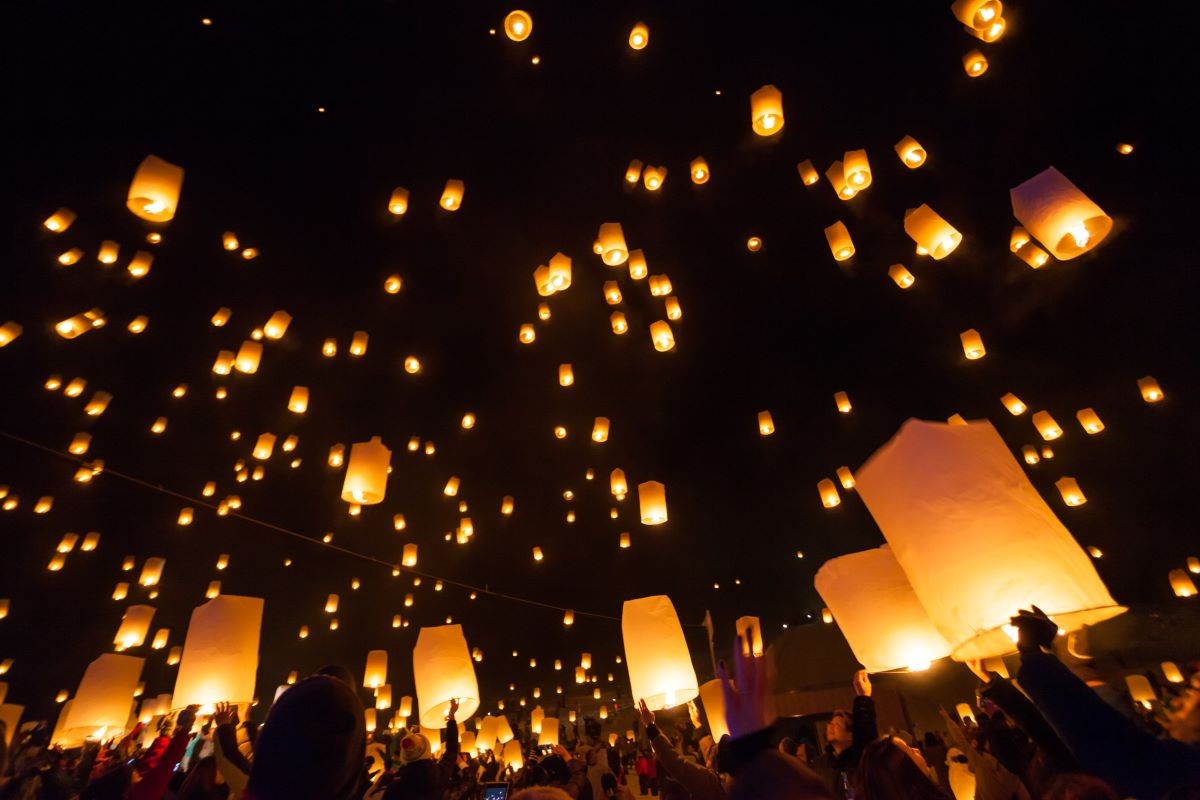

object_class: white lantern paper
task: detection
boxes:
[815,546,953,672]
[65,653,145,734]
[622,595,698,711]
[853,419,1125,659]
[698,679,729,742]
[172,595,264,710]
[364,650,388,688]
[341,437,391,504]
[413,624,480,728]
[1,704,23,746]
[1009,167,1113,261]
[114,605,156,649]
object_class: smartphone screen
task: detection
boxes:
[483,783,509,800]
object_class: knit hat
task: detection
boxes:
[398,731,432,764]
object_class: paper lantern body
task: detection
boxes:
[413,624,480,727]
[1170,570,1197,598]
[115,605,156,649]
[649,320,675,352]
[735,616,764,656]
[904,205,962,260]
[888,264,915,289]
[1010,167,1112,260]
[623,596,697,710]
[638,481,668,524]
[750,84,784,136]
[796,160,819,185]
[65,653,144,734]
[815,546,953,672]
[894,136,926,168]
[843,149,872,190]
[342,437,391,504]
[171,595,264,710]
[538,719,559,746]
[503,10,532,41]
[824,222,855,261]
[440,180,464,210]
[698,679,729,741]
[854,419,1124,659]
[818,479,841,508]
[689,157,709,184]
[628,22,649,50]
[364,650,388,688]
[127,155,184,222]
[598,223,629,266]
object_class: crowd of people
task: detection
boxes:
[2,609,1199,800]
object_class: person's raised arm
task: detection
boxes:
[130,705,198,800]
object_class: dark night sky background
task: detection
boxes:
[0,1,1194,724]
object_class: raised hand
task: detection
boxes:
[1010,606,1058,652]
[213,702,237,726]
[446,697,459,723]
[637,699,655,728]
[717,633,772,738]
[853,669,872,697]
[552,744,571,762]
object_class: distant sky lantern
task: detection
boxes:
[56,313,94,339]
[1010,167,1113,260]
[591,417,611,443]
[152,628,170,649]
[904,205,962,260]
[64,377,86,396]
[888,264,915,289]
[1032,410,1064,440]
[114,605,156,649]
[611,468,628,499]
[349,331,368,356]
[824,221,855,261]
[322,338,338,357]
[1163,662,1185,684]
[342,437,391,505]
[112,583,128,601]
[384,274,403,294]
[0,322,22,348]
[818,479,841,508]
[81,532,99,551]
[622,595,698,710]
[85,392,111,417]
[234,341,262,373]
[375,684,392,710]
[533,264,555,296]
[1138,376,1164,403]
[177,508,194,526]
[665,297,682,320]
[328,444,345,468]
[628,21,648,49]
[1076,408,1104,434]
[825,161,857,200]
[966,16,1006,41]
[951,0,1003,30]
[638,481,668,525]
[69,433,92,455]
[834,391,852,414]
[796,160,819,185]
[689,157,709,184]
[1022,445,1040,465]
[603,281,622,305]
[503,9,532,41]
[57,248,83,266]
[894,135,927,168]
[642,166,667,191]
[649,320,675,352]
[439,179,464,211]
[44,207,76,232]
[127,155,184,222]
[532,546,544,562]
[364,650,387,688]
[262,311,291,340]
[253,433,276,460]
[1055,477,1087,506]
[610,312,629,334]
[139,558,165,587]
[518,324,536,344]
[745,236,763,253]
[837,467,856,490]
[57,533,78,553]
[1001,393,1027,415]
[1009,226,1030,252]
[843,149,872,190]
[627,249,648,279]
[1170,570,1197,598]
[388,187,409,216]
[649,274,673,296]
[47,553,65,571]
[34,496,53,513]
[750,84,784,136]
[625,159,643,184]
[325,594,339,614]
[537,302,550,320]
[461,412,476,430]
[960,329,986,360]
[548,251,572,291]
[403,355,422,374]
[757,411,775,436]
[444,476,460,496]
[1016,241,1050,269]
[963,49,988,76]
[558,363,574,386]
[287,386,309,414]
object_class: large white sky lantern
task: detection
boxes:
[854,419,1125,660]
[413,624,480,728]
[815,546,953,672]
[172,595,264,712]
[65,653,145,735]
[622,595,698,711]
[1010,166,1112,260]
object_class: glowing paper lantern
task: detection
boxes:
[960,329,986,360]
[365,650,388,689]
[643,165,667,190]
[114,605,156,649]
[172,595,264,710]
[894,136,926,168]
[1010,167,1112,260]
[625,159,644,184]
[253,433,276,461]
[689,157,709,184]
[127,155,184,222]
[63,654,144,736]
[825,161,856,200]
[403,544,418,567]
[1032,411,1063,440]
[1055,477,1087,506]
[638,481,667,525]
[650,320,675,352]
[698,678,730,742]
[1126,675,1156,707]
[413,624,480,727]
[816,546,953,672]
[888,264,915,289]
[1138,376,1164,403]
[834,391,852,414]
[1163,662,1186,684]
[796,160,819,185]
[1169,570,1197,598]
[504,10,532,41]
[598,223,629,266]
[349,331,368,357]
[538,719,559,746]
[904,205,962,260]
[44,208,76,232]
[388,187,409,215]
[235,341,262,374]
[836,467,855,490]
[818,479,841,508]
[963,49,988,77]
[735,616,764,657]
[591,417,610,442]
[628,21,649,49]
[951,0,1003,30]
[757,411,775,436]
[843,149,872,190]
[622,595,698,710]
[1076,408,1104,434]
[341,437,391,505]
[1016,241,1050,269]
[853,418,1125,659]
[1189,557,1200,574]
[139,558,165,587]
[1001,393,1027,415]
[152,628,170,649]
[750,84,784,136]
[0,322,22,348]
[824,221,855,261]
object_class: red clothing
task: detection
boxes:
[130,728,191,800]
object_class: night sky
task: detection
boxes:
[1,2,1192,723]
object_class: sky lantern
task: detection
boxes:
[1076,408,1104,434]
[834,391,852,414]
[750,84,784,136]
[114,605,156,649]
[1032,410,1064,440]
[649,320,675,352]
[126,155,184,222]
[375,685,392,710]
[444,476,460,496]
[843,149,872,190]
[735,616,764,657]
[287,386,309,414]
[402,544,419,567]
[818,479,841,508]
[211,307,232,327]
[960,329,986,360]
[698,679,730,741]
[534,265,555,296]
[757,411,775,436]
[518,323,536,344]
[610,311,629,335]
[664,297,682,321]
[440,179,464,210]
[625,159,643,184]
[1010,167,1113,260]
[627,249,648,279]
[500,496,514,516]
[1055,477,1087,506]
[532,546,544,562]
[342,437,391,504]
[638,481,667,525]
[364,650,388,688]
[152,628,170,650]
[648,274,673,296]
[628,21,649,49]
[592,417,611,442]
[503,9,532,41]
[414,624,480,727]
[904,205,962,259]
[825,161,857,200]
[603,280,622,305]
[837,467,855,490]
[963,49,988,77]
[388,187,409,215]
[64,653,145,736]
[643,165,667,190]
[43,207,76,232]
[1163,662,1185,684]
[1015,241,1050,269]
[966,15,1006,41]
[622,595,698,710]
[349,331,368,356]
[253,433,277,460]
[262,311,292,340]
[172,595,264,711]
[1022,446,1040,465]
[854,419,1125,659]
[894,135,927,168]
[0,322,22,347]
[824,221,855,261]
[816,546,954,672]
[888,264,915,289]
[951,0,1002,30]
[384,274,403,294]
[57,248,83,266]
[1009,227,1030,252]
[234,341,262,373]
[558,363,574,386]
[325,594,339,614]
[139,558,165,587]
[1138,377,1164,403]
[689,157,709,184]
[796,160,819,185]
[1001,393,1027,415]
[548,251,572,291]
[611,468,628,499]
[1170,570,1197,598]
